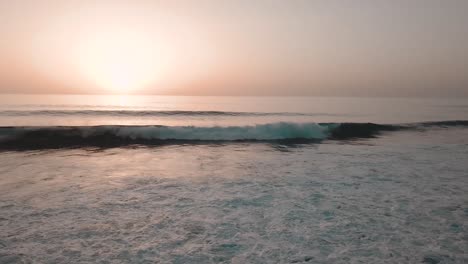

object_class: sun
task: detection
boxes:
[77,29,169,94]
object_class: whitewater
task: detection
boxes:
[0,95,467,263]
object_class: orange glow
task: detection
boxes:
[21,2,220,94]
[77,28,170,93]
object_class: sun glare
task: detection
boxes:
[77,29,169,94]
[28,6,219,95]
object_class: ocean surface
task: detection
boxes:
[0,95,467,263]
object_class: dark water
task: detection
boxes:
[0,95,467,263]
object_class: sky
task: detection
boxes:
[0,0,467,96]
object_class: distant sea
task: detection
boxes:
[1,95,467,263]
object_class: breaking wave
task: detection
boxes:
[0,121,467,149]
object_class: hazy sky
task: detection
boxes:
[1,0,467,96]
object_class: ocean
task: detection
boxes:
[0,95,467,263]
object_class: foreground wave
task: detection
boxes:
[0,121,467,149]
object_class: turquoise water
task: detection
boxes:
[0,95,467,263]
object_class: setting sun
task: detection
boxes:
[77,29,169,94]
[20,1,219,95]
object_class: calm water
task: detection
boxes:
[1,94,468,126]
[0,95,467,263]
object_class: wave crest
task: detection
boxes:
[1,120,467,149]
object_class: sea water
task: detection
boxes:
[0,95,467,263]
